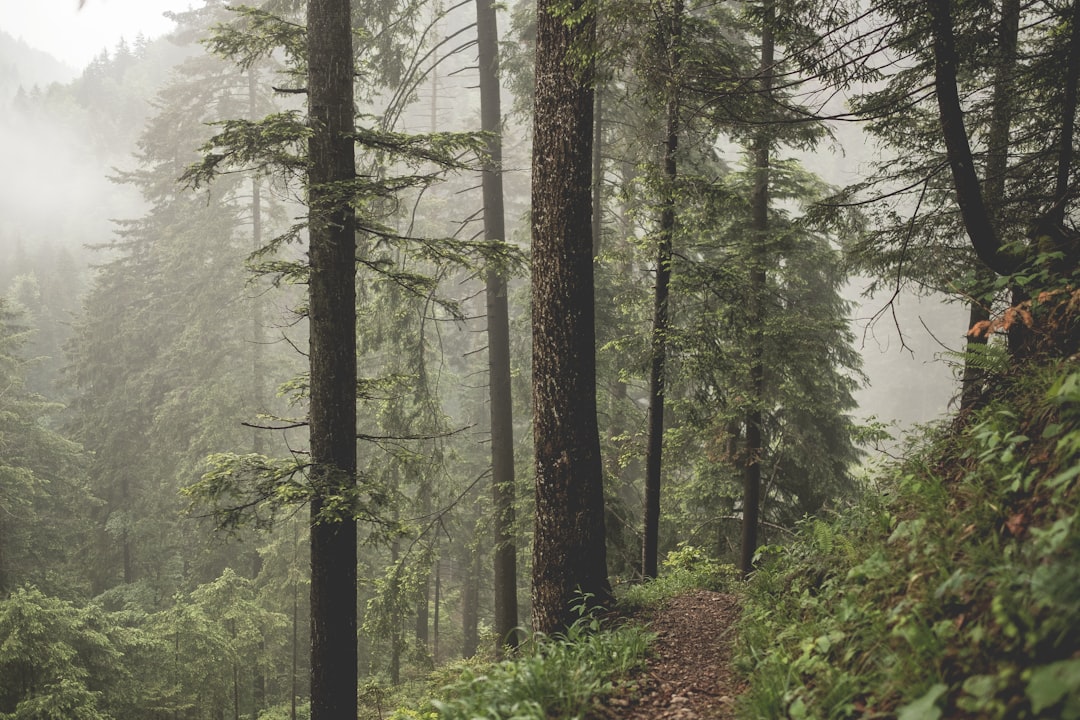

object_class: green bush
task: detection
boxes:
[735,363,1080,719]
[404,605,653,720]
[618,543,739,611]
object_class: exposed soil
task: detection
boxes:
[594,590,746,720]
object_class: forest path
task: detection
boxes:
[596,590,746,720]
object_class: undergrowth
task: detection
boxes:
[736,360,1080,719]
[618,543,740,612]
[391,603,653,720]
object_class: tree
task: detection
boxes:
[741,1,774,577]
[0,298,88,596]
[65,8,285,597]
[475,0,520,653]
[531,0,612,633]
[641,0,685,580]
[305,0,359,717]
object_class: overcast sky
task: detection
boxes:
[0,0,198,70]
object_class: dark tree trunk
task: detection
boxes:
[414,478,431,652]
[741,5,773,579]
[1053,0,1080,226]
[961,0,1019,411]
[462,538,481,658]
[249,68,268,457]
[291,577,298,720]
[592,86,604,257]
[433,555,441,662]
[927,0,1018,276]
[476,0,520,656]
[642,0,681,580]
[248,68,269,720]
[306,1,358,718]
[531,0,611,634]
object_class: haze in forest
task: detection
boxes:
[0,15,962,438]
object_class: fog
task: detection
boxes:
[0,13,963,442]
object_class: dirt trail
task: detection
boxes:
[595,590,746,720]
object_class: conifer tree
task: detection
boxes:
[531,0,612,633]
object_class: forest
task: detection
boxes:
[0,0,1077,718]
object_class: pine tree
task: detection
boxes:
[530,0,612,633]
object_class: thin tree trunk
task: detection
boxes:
[414,478,431,652]
[462,538,481,658]
[249,68,267,456]
[476,0,520,655]
[433,555,441,662]
[306,1,358,718]
[592,86,603,257]
[531,0,611,634]
[642,0,681,580]
[248,67,268,720]
[1053,0,1080,225]
[233,663,240,720]
[961,0,1019,411]
[291,577,298,720]
[740,3,773,579]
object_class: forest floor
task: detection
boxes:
[593,590,746,720]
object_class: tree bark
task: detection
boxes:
[642,0,681,581]
[476,0,520,655]
[961,0,1019,411]
[1053,0,1080,226]
[306,1,358,718]
[741,3,773,579]
[531,0,611,634]
[927,0,1019,276]
[462,537,481,658]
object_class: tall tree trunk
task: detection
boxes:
[592,86,604,257]
[248,68,268,720]
[1053,0,1080,226]
[249,68,268,456]
[961,0,1019,411]
[476,0,520,655]
[642,0,681,580]
[740,3,773,579]
[306,1,358,718]
[0,515,7,594]
[433,554,441,662]
[927,0,1018,276]
[461,536,481,658]
[414,477,431,653]
[531,0,611,634]
[291,575,298,720]
[390,521,401,685]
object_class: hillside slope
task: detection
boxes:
[735,357,1080,719]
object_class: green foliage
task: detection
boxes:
[0,298,90,595]
[618,544,739,611]
[0,587,161,720]
[735,361,1080,719]
[408,608,653,720]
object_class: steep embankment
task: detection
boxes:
[735,358,1080,719]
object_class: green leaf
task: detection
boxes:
[1027,659,1080,716]
[897,683,947,720]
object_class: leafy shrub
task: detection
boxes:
[735,363,1080,719]
[618,543,739,611]
[402,605,653,720]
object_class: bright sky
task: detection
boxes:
[0,0,199,70]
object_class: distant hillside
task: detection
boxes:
[0,30,77,99]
